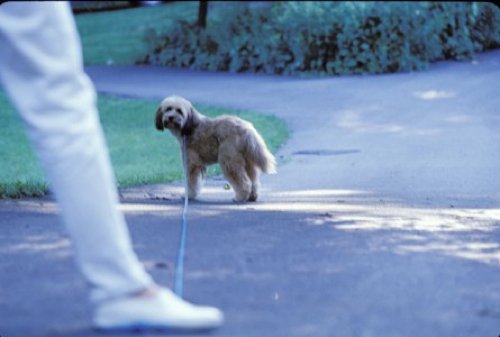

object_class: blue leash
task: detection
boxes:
[174,135,189,297]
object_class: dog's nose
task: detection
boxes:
[168,116,174,122]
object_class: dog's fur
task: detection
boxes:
[155,96,276,202]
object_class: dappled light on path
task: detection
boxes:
[308,200,500,267]
[0,234,71,257]
[336,109,406,134]
[275,189,500,267]
[414,90,456,100]
[336,108,441,136]
[128,183,500,267]
[2,186,499,268]
[184,187,500,267]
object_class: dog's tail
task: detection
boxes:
[245,126,277,174]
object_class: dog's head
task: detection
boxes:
[155,96,200,136]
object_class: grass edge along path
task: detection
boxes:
[75,2,198,65]
[0,93,289,198]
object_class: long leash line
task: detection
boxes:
[174,135,189,297]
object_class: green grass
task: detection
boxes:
[0,92,47,198]
[75,2,198,65]
[0,92,288,198]
[0,4,290,198]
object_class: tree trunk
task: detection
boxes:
[198,0,208,29]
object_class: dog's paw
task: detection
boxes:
[181,193,197,201]
[187,190,199,200]
[248,191,258,202]
[233,194,257,203]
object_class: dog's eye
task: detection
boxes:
[165,107,172,112]
[176,108,183,115]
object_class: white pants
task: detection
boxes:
[0,2,153,303]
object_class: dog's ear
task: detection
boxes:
[155,107,164,131]
[181,107,200,136]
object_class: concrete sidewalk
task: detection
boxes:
[1,50,499,337]
[86,49,500,207]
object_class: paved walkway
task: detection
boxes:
[87,50,500,206]
[1,50,499,337]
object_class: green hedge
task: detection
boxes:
[140,2,500,75]
[72,1,135,13]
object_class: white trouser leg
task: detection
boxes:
[0,2,153,303]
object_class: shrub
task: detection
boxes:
[140,2,500,76]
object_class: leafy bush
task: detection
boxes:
[71,1,134,13]
[140,2,500,75]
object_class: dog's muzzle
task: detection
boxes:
[163,116,181,129]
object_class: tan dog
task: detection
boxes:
[155,96,276,202]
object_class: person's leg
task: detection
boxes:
[0,1,152,303]
[0,3,223,330]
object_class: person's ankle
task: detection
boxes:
[131,284,159,298]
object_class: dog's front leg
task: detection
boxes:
[187,165,206,200]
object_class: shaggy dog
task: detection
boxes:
[155,96,276,202]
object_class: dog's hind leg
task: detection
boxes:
[219,157,252,202]
[246,164,260,202]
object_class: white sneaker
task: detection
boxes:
[93,288,224,332]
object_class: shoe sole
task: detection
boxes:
[94,322,220,334]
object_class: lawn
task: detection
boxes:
[0,92,46,198]
[75,2,199,65]
[0,92,288,198]
[0,3,290,198]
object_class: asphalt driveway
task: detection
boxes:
[1,50,499,337]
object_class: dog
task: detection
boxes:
[155,96,276,202]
